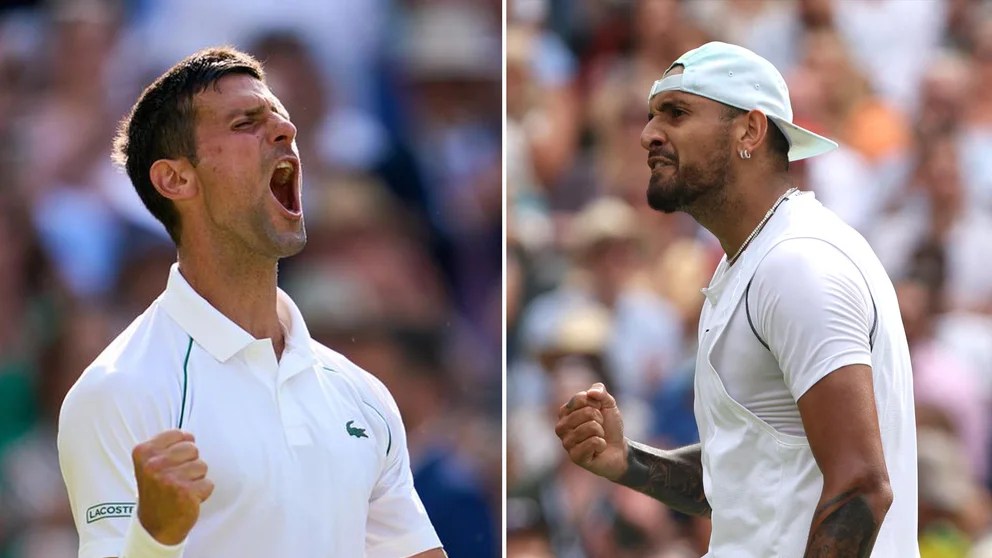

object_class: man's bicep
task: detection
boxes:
[797,364,888,486]
[797,364,893,553]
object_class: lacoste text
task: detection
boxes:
[86,502,135,523]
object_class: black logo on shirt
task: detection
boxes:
[86,502,135,523]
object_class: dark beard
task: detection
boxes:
[646,141,731,214]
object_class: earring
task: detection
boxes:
[739,149,751,160]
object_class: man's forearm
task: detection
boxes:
[615,441,710,517]
[803,484,891,557]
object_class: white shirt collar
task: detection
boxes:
[161,263,316,366]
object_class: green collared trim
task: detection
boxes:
[178,336,193,429]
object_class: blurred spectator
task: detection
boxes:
[510,304,614,487]
[0,197,63,459]
[917,50,972,140]
[960,18,992,212]
[402,1,502,348]
[510,304,618,557]
[0,305,113,558]
[792,26,910,232]
[0,1,500,557]
[26,1,128,299]
[686,0,821,75]
[506,496,554,558]
[287,176,450,331]
[512,197,683,417]
[507,0,581,223]
[917,428,989,558]
[800,27,910,165]
[871,131,992,313]
[830,0,946,113]
[121,0,391,115]
[506,1,580,187]
[896,242,989,480]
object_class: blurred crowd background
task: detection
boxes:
[507,0,992,556]
[0,0,500,557]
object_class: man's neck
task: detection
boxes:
[177,247,286,358]
[690,174,793,262]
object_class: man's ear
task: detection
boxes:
[149,158,198,201]
[738,110,770,154]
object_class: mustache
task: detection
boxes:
[648,150,677,164]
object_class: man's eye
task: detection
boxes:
[234,120,253,129]
[671,108,686,118]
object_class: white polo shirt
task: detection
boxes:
[58,264,442,558]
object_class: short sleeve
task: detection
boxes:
[361,376,442,558]
[749,238,875,400]
[57,367,170,558]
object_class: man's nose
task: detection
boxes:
[269,113,297,146]
[640,119,667,151]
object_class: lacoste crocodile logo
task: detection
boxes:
[346,420,368,439]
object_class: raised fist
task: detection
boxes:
[132,430,214,545]
[555,383,628,481]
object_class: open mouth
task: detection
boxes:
[269,158,301,215]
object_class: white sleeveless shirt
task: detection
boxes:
[694,192,918,556]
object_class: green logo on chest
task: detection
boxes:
[346,420,368,438]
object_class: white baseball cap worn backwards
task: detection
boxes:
[649,41,838,161]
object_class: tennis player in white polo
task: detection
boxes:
[57,48,445,558]
[556,42,918,556]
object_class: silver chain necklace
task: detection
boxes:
[728,187,798,266]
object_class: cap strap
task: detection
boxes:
[649,74,684,101]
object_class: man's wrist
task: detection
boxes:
[121,514,186,558]
[608,438,633,483]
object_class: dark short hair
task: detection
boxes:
[720,105,790,171]
[112,47,265,246]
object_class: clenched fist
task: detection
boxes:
[555,383,628,481]
[132,430,214,545]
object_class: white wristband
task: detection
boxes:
[120,515,186,558]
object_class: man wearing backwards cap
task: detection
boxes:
[555,42,918,556]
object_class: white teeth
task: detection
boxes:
[276,161,293,171]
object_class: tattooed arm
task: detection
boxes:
[617,441,710,517]
[798,364,893,557]
[554,383,710,517]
